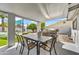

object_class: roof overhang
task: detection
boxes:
[0,3,68,22]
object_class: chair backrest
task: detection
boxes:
[50,32,57,51]
[20,35,32,48]
[42,30,57,51]
[16,34,25,46]
[15,34,21,43]
[20,35,27,46]
[42,29,58,36]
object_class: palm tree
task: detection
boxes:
[0,14,7,32]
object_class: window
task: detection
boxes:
[73,18,77,29]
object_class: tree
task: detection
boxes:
[27,23,37,32]
[41,22,45,31]
[0,14,7,32]
[0,23,8,27]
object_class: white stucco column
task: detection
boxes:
[76,15,79,46]
[8,13,15,47]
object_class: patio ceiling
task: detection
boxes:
[0,3,68,22]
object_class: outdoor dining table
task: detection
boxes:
[22,33,52,55]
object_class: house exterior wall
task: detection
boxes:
[71,14,79,46]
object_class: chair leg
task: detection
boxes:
[27,49,30,55]
[21,46,24,55]
[16,43,19,50]
[19,45,22,54]
[50,51,52,55]
[54,46,57,55]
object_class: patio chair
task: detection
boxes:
[40,30,58,55]
[15,34,25,54]
[15,34,22,50]
[20,35,37,55]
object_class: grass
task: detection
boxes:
[0,37,7,46]
[0,37,17,47]
[0,32,31,47]
[0,36,19,47]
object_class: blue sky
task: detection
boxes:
[0,18,8,24]
[16,17,66,26]
[45,17,67,26]
[15,17,37,25]
[0,17,66,26]
[16,19,37,25]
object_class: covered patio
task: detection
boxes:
[0,3,79,55]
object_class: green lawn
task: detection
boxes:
[0,32,30,47]
[0,36,17,47]
[0,37,7,46]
